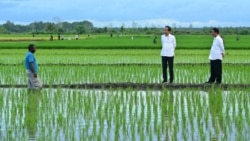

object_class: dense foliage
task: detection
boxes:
[0,20,250,35]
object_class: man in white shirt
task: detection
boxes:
[161,26,176,83]
[206,28,225,84]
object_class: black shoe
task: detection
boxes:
[162,81,167,84]
[215,82,221,85]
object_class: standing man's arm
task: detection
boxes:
[218,38,225,58]
[161,35,164,45]
[173,36,177,48]
[29,62,37,78]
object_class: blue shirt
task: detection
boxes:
[25,52,38,73]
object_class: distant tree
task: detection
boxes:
[0,26,8,34]
[45,23,56,34]
[172,23,177,33]
[76,25,85,34]
[108,23,113,33]
[1,20,250,35]
[103,27,108,33]
[202,27,210,34]
[30,23,35,33]
[83,21,93,33]
[75,21,93,34]
[3,21,15,32]
[132,21,138,29]
[58,28,64,34]
[120,26,124,33]
[189,24,193,33]
[132,21,138,34]
[93,27,104,33]
[151,24,155,30]
[235,28,239,34]
[239,30,249,35]
[53,17,63,34]
[120,23,125,33]
[29,21,46,33]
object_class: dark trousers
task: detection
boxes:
[208,60,222,83]
[162,56,174,82]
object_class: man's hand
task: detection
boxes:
[222,53,224,58]
[34,73,37,78]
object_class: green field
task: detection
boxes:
[0,33,250,140]
[1,49,250,85]
[0,34,250,49]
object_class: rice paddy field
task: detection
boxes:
[0,34,250,140]
[0,34,250,49]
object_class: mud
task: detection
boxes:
[1,63,249,66]
[0,83,249,90]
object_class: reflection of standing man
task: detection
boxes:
[161,26,176,84]
[206,28,225,84]
[25,44,42,89]
[208,89,224,134]
[26,91,41,139]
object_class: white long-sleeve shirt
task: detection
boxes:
[161,34,176,57]
[209,35,225,60]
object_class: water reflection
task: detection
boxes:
[26,89,41,140]
[0,88,249,141]
[162,89,174,141]
[208,89,224,140]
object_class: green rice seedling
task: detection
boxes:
[1,64,250,84]
[1,48,250,84]
[1,86,250,140]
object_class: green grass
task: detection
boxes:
[0,34,249,49]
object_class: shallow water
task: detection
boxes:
[0,88,249,141]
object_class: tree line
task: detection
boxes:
[0,20,250,35]
[0,20,94,35]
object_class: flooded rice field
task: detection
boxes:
[0,88,249,141]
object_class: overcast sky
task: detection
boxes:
[0,0,249,27]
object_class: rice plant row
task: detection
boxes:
[0,65,249,85]
[0,88,249,141]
